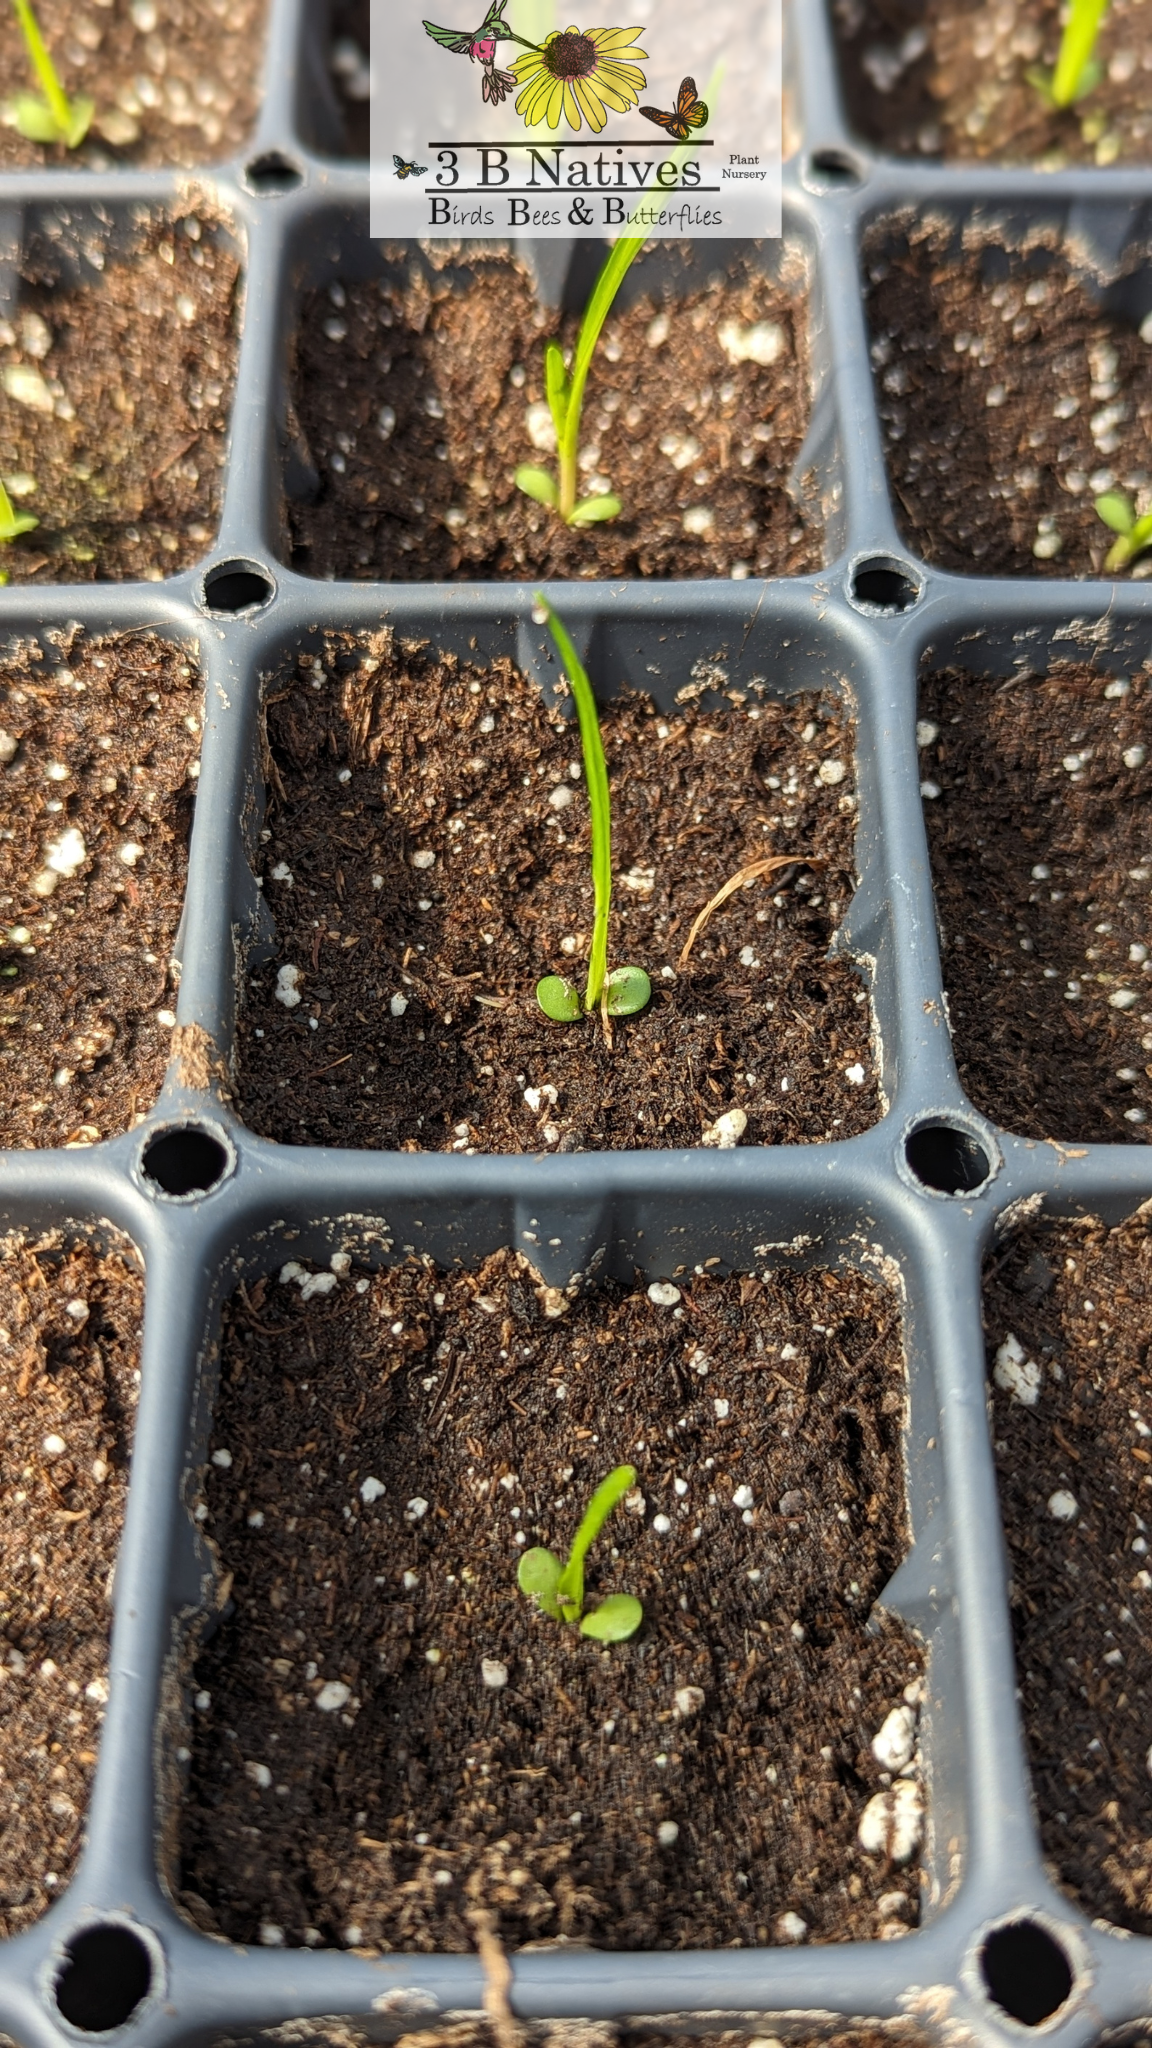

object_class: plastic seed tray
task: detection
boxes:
[1,0,1152,2044]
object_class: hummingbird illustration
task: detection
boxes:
[422,0,528,104]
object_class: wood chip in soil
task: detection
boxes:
[0,632,199,1149]
[0,0,267,169]
[920,663,1152,1144]
[834,0,1152,165]
[985,1212,1152,1932]
[286,252,819,583]
[0,212,240,584]
[178,1252,924,1952]
[329,0,370,157]
[0,1234,141,1937]
[236,633,878,1153]
[866,220,1152,578]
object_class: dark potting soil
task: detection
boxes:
[866,224,1152,579]
[919,664,1152,1145]
[0,1236,141,1937]
[0,632,199,1149]
[834,0,1152,166]
[379,2034,924,2048]
[0,0,267,169]
[235,634,879,1153]
[0,213,240,585]
[178,1253,924,1952]
[330,0,370,158]
[985,1212,1152,1931]
[376,2035,925,2048]
[286,254,820,583]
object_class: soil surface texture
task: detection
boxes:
[985,1212,1152,1931]
[286,254,820,583]
[386,2034,923,2048]
[866,222,1152,578]
[236,633,877,1153]
[330,0,370,157]
[835,0,1152,166]
[0,1235,141,1937]
[0,0,267,169]
[0,632,198,1149]
[920,663,1152,1144]
[179,1253,923,1952]
[0,212,240,585]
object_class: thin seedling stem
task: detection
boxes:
[1052,0,1110,104]
[556,235,644,521]
[541,601,613,1010]
[11,0,72,132]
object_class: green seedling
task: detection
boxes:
[515,234,645,527]
[1094,488,1152,572]
[533,596,651,1025]
[4,0,95,147]
[0,478,38,585]
[1027,0,1110,108]
[517,1464,643,1641]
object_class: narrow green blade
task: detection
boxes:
[557,1464,636,1617]
[545,340,569,443]
[536,597,612,1012]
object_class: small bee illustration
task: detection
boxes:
[393,153,430,179]
[639,76,708,141]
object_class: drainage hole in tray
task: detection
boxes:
[244,152,303,193]
[201,561,275,614]
[850,556,920,614]
[54,1924,152,2033]
[905,1121,991,1195]
[142,1126,230,1198]
[981,1919,1074,2027]
[806,148,863,188]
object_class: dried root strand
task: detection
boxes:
[466,1906,523,2048]
[677,855,821,971]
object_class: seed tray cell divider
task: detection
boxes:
[0,0,1150,2044]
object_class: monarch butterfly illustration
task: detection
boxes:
[393,153,430,179]
[639,76,708,140]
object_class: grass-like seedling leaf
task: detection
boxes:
[1027,0,1110,107]
[517,1464,642,1640]
[1095,489,1152,572]
[534,595,651,1024]
[515,236,646,527]
[5,0,95,147]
